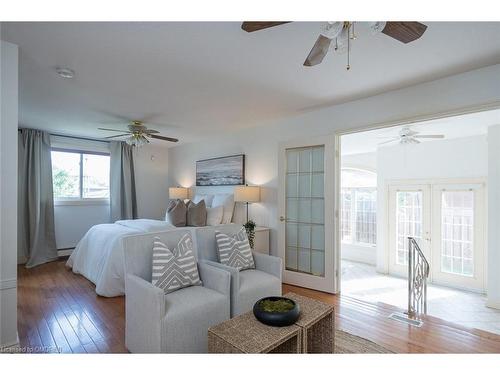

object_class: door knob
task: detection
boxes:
[279,216,286,222]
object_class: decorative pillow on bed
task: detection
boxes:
[215,228,255,271]
[206,206,224,226]
[193,194,214,208]
[151,234,202,294]
[212,194,235,224]
[187,199,207,226]
[165,199,187,227]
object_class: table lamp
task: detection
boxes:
[234,185,260,222]
[169,187,188,200]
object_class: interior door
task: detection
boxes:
[278,136,336,293]
[431,183,485,291]
[388,185,431,277]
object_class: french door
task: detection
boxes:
[278,136,336,293]
[388,180,486,292]
[388,185,431,277]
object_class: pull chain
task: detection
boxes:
[347,23,351,70]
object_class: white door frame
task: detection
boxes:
[430,181,486,292]
[333,103,499,293]
[384,177,487,292]
[278,134,337,293]
[387,183,432,277]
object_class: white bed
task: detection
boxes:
[67,193,237,297]
[66,219,175,297]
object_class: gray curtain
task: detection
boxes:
[110,141,137,221]
[18,128,58,268]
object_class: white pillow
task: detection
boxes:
[206,206,224,226]
[192,194,214,208]
[212,194,234,224]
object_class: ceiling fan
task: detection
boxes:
[241,21,427,70]
[98,120,178,147]
[378,127,445,146]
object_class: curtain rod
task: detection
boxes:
[50,132,110,143]
[18,128,110,143]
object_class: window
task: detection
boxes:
[341,168,377,246]
[51,150,110,200]
[441,190,474,277]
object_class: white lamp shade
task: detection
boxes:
[234,186,260,203]
[169,187,188,200]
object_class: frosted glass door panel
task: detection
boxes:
[285,145,325,276]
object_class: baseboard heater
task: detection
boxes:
[389,312,423,328]
[57,247,75,257]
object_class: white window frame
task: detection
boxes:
[51,148,110,206]
[341,187,377,248]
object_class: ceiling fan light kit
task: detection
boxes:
[98,120,179,147]
[378,127,445,146]
[241,21,427,70]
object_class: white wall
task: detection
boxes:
[375,135,488,274]
[342,152,377,172]
[488,125,500,308]
[54,204,110,249]
[134,143,170,220]
[0,40,19,347]
[168,64,500,257]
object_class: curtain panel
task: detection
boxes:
[110,141,137,221]
[18,128,58,267]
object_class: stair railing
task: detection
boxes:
[407,237,430,318]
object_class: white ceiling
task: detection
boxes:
[2,22,500,145]
[341,108,500,155]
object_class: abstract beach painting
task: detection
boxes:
[196,154,245,186]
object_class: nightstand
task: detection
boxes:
[253,227,270,254]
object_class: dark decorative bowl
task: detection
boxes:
[253,296,300,327]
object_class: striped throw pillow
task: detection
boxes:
[215,228,255,271]
[151,233,201,294]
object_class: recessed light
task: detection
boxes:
[55,67,75,79]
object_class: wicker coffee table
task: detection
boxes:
[208,292,334,353]
[284,292,334,353]
[208,311,302,353]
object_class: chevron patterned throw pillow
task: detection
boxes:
[215,228,255,271]
[151,233,202,294]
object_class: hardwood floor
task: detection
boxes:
[17,259,500,353]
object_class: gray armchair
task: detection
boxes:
[122,228,231,353]
[195,224,282,317]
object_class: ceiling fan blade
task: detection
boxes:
[382,22,427,44]
[104,134,130,139]
[414,134,445,139]
[378,138,399,145]
[405,129,418,136]
[241,22,291,33]
[304,35,332,67]
[98,127,133,134]
[150,134,179,143]
[143,129,160,134]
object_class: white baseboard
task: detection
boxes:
[0,333,19,351]
[58,248,74,257]
[0,278,16,290]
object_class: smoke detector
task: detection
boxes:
[55,67,75,79]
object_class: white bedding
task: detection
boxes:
[67,219,175,297]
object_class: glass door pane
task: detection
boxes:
[440,191,474,277]
[395,191,423,265]
[285,145,325,276]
